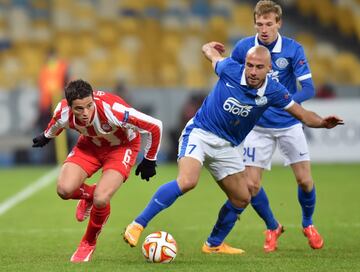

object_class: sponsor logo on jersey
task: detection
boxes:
[255,96,268,106]
[223,97,253,117]
[268,70,280,82]
[275,57,289,69]
[101,122,112,132]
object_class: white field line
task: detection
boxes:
[0,167,59,216]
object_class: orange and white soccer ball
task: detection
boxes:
[141,231,177,263]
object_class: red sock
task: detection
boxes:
[70,183,95,200]
[82,203,111,245]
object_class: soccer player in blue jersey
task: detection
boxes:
[207,0,324,252]
[122,42,343,253]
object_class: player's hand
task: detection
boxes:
[32,133,51,148]
[202,42,225,57]
[135,158,157,181]
[322,116,344,129]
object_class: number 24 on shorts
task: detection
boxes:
[243,147,255,162]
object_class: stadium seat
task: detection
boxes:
[332,52,360,85]
[296,0,315,17]
[313,0,335,27]
[231,4,255,37]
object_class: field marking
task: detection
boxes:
[0,167,59,216]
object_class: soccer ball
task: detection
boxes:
[141,231,177,263]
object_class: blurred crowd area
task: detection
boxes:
[0,0,359,92]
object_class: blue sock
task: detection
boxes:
[135,180,182,227]
[251,187,278,230]
[206,200,244,247]
[298,185,316,228]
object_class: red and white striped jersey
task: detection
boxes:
[44,91,162,160]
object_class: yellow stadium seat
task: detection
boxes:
[296,0,315,16]
[332,52,360,85]
[295,32,316,52]
[313,0,335,27]
[335,6,355,37]
[206,15,228,43]
[231,4,255,37]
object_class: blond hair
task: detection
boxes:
[254,0,282,23]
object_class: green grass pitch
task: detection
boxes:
[0,164,359,271]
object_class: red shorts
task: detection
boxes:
[65,138,140,180]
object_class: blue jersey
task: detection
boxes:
[231,34,312,128]
[193,58,293,146]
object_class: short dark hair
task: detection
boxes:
[254,0,282,23]
[65,79,93,106]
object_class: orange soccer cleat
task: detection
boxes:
[263,224,284,253]
[75,199,93,222]
[202,242,245,254]
[303,225,324,249]
[123,222,144,247]
[70,240,96,263]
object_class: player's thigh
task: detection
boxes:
[94,169,125,206]
[58,162,88,192]
[218,171,250,208]
[243,127,276,170]
[245,165,263,195]
[177,156,202,192]
[290,160,313,188]
[277,124,310,166]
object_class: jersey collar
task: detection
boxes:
[255,33,282,53]
[240,68,268,97]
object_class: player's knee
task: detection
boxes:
[230,195,250,209]
[177,176,198,193]
[296,177,313,191]
[56,184,73,200]
[93,193,110,208]
[247,178,261,197]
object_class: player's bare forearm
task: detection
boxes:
[301,110,326,128]
[202,42,225,69]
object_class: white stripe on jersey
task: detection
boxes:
[297,73,312,81]
[111,101,163,159]
[45,103,70,138]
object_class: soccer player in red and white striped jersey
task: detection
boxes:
[32,79,162,262]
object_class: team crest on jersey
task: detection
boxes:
[255,96,268,106]
[275,57,289,69]
[101,122,112,132]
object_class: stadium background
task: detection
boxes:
[0,1,359,271]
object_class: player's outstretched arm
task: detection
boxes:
[286,102,344,129]
[202,41,226,69]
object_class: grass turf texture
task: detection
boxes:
[0,164,359,271]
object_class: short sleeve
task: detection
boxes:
[271,84,294,109]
